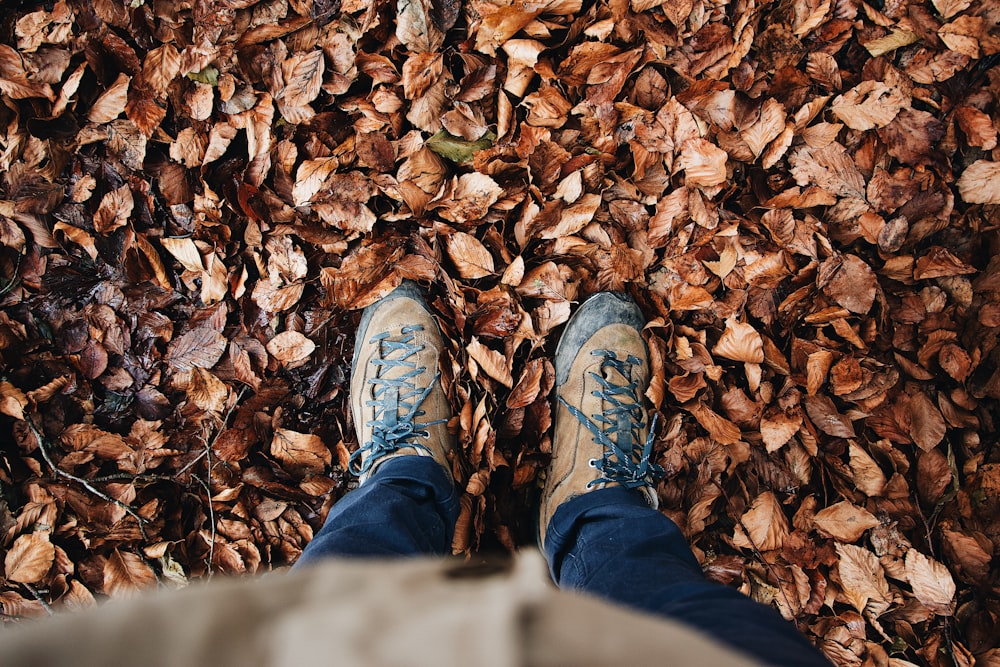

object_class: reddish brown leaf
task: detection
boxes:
[4,532,55,583]
[103,549,156,598]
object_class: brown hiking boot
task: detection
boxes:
[539,292,664,545]
[349,281,455,483]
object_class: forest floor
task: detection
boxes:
[0,0,999,664]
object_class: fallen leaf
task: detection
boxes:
[266,330,316,366]
[271,428,330,473]
[904,549,956,615]
[836,543,892,616]
[467,337,513,388]
[957,160,1000,204]
[830,80,907,130]
[713,319,765,363]
[88,72,130,123]
[445,232,495,279]
[733,491,789,551]
[166,328,227,372]
[813,500,879,542]
[4,532,54,583]
[104,549,156,598]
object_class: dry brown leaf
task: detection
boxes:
[909,391,945,452]
[830,81,908,131]
[104,549,156,598]
[803,394,856,438]
[813,500,879,542]
[904,549,955,615]
[849,441,887,497]
[280,50,324,109]
[941,529,992,584]
[819,254,877,315]
[187,368,228,413]
[932,0,972,19]
[760,406,802,452]
[445,232,495,279]
[957,160,1000,205]
[292,157,340,207]
[678,138,728,187]
[166,328,227,372]
[396,0,446,53]
[160,237,204,273]
[507,358,546,408]
[467,337,513,388]
[266,330,316,366]
[955,106,998,150]
[271,428,331,473]
[4,532,54,584]
[437,173,504,224]
[836,543,892,616]
[88,72,130,123]
[686,400,742,444]
[733,491,789,551]
[94,184,134,234]
[0,380,28,420]
[539,193,602,239]
[713,319,764,363]
[252,280,305,314]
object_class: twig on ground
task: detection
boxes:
[25,416,149,541]
[23,583,53,616]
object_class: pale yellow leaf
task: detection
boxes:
[160,237,204,273]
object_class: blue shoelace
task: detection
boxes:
[558,349,664,490]
[349,325,445,477]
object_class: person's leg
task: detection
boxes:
[544,488,830,667]
[297,281,458,567]
[539,292,829,667]
[297,456,459,563]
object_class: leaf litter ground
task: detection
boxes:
[0,0,999,664]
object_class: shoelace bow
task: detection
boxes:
[349,325,445,477]
[559,349,664,490]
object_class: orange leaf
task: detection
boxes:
[4,532,54,583]
[103,549,156,598]
[713,319,764,363]
[733,491,788,551]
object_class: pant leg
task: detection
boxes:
[295,456,459,566]
[544,487,831,667]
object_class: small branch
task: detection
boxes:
[23,583,53,616]
[176,387,245,477]
[25,417,149,540]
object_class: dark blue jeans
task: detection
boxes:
[297,457,829,667]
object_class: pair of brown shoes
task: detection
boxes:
[349,281,663,545]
